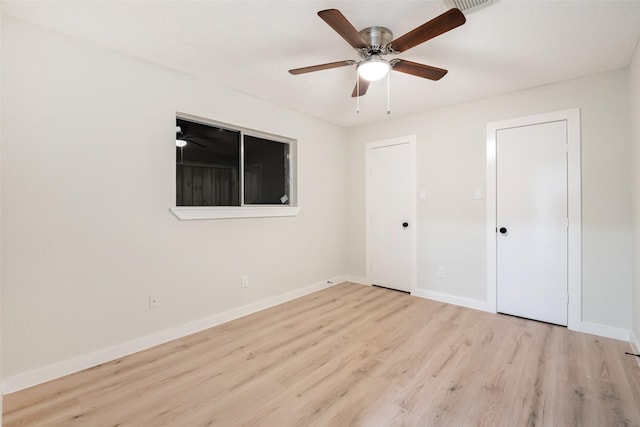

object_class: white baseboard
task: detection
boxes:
[345,275,367,285]
[578,321,630,341]
[630,330,640,368]
[411,290,631,343]
[2,276,345,395]
[411,288,492,313]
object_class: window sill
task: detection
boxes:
[170,206,301,220]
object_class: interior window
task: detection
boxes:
[176,117,292,208]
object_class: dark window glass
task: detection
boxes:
[244,136,289,205]
[176,118,240,206]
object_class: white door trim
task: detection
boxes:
[486,109,581,330]
[365,135,417,294]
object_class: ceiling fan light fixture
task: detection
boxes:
[357,57,390,82]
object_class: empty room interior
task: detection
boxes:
[1,0,640,425]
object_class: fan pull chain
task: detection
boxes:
[356,68,360,114]
[386,71,391,115]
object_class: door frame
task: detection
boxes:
[486,109,581,330]
[365,135,417,294]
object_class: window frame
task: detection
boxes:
[171,113,300,220]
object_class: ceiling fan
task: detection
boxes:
[289,8,466,97]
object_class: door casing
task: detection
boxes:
[365,136,417,293]
[486,109,581,330]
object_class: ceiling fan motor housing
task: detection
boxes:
[358,26,393,56]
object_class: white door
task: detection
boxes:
[366,139,415,292]
[496,121,568,326]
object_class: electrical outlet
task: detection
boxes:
[148,295,160,309]
[437,267,445,278]
[241,274,249,288]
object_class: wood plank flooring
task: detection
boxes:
[4,282,640,426]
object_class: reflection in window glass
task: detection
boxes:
[244,136,289,205]
[176,118,240,206]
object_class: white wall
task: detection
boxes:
[630,40,640,349]
[0,8,3,425]
[348,69,633,332]
[0,16,349,380]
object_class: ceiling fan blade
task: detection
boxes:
[389,8,466,53]
[318,9,369,49]
[351,77,370,97]
[392,59,448,80]
[289,60,356,75]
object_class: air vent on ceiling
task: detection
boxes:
[445,0,493,13]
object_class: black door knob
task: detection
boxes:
[402,222,409,228]
[499,227,507,234]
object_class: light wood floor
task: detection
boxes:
[4,282,640,426]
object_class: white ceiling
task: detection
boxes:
[2,0,640,128]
